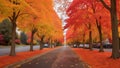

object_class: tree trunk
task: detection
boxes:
[48,38,52,48]
[52,41,55,48]
[95,16,104,52]
[89,30,93,50]
[83,33,85,48]
[9,22,16,56]
[89,23,93,51]
[98,24,104,52]
[40,42,44,50]
[92,2,104,52]
[39,35,44,50]
[100,0,120,59]
[110,0,120,58]
[50,39,52,48]
[119,38,120,49]
[54,40,57,48]
[30,32,34,51]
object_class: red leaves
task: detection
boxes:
[65,0,113,42]
[73,48,120,68]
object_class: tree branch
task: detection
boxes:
[8,16,13,21]
[15,10,21,19]
[99,0,111,11]
[96,19,100,29]
[84,23,89,29]
[19,12,31,17]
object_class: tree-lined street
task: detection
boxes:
[0,0,120,68]
[9,46,89,68]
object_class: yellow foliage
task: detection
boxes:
[0,0,63,42]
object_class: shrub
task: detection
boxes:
[15,39,20,44]
[0,34,6,45]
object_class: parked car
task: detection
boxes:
[93,43,100,48]
[44,44,49,48]
[84,44,89,48]
[79,44,83,48]
[93,43,112,48]
[78,44,89,48]
[73,44,77,48]
[103,43,112,48]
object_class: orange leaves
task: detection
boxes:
[28,0,64,42]
[0,0,63,43]
[0,48,52,68]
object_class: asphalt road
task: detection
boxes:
[0,45,40,56]
[10,46,90,68]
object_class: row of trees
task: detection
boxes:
[65,0,120,59]
[0,0,63,56]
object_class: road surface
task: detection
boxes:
[10,46,90,68]
[0,45,40,56]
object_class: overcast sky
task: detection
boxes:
[53,0,72,33]
[53,0,73,45]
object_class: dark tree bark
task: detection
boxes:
[8,1,23,56]
[95,16,104,52]
[92,3,104,52]
[30,32,34,51]
[40,42,44,50]
[30,28,37,51]
[52,41,55,48]
[48,38,52,48]
[85,22,93,50]
[88,23,93,51]
[110,4,120,58]
[54,40,57,47]
[100,0,120,59]
[83,32,85,48]
[119,38,120,49]
[36,33,45,50]
[97,22,104,52]
[9,21,17,56]
[40,35,45,50]
[9,10,20,56]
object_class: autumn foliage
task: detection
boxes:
[18,0,63,44]
[73,48,120,68]
[0,0,63,55]
[65,0,111,43]
[65,0,120,58]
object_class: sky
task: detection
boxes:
[53,0,73,45]
[53,0,72,31]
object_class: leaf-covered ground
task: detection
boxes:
[0,48,52,68]
[72,48,120,68]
